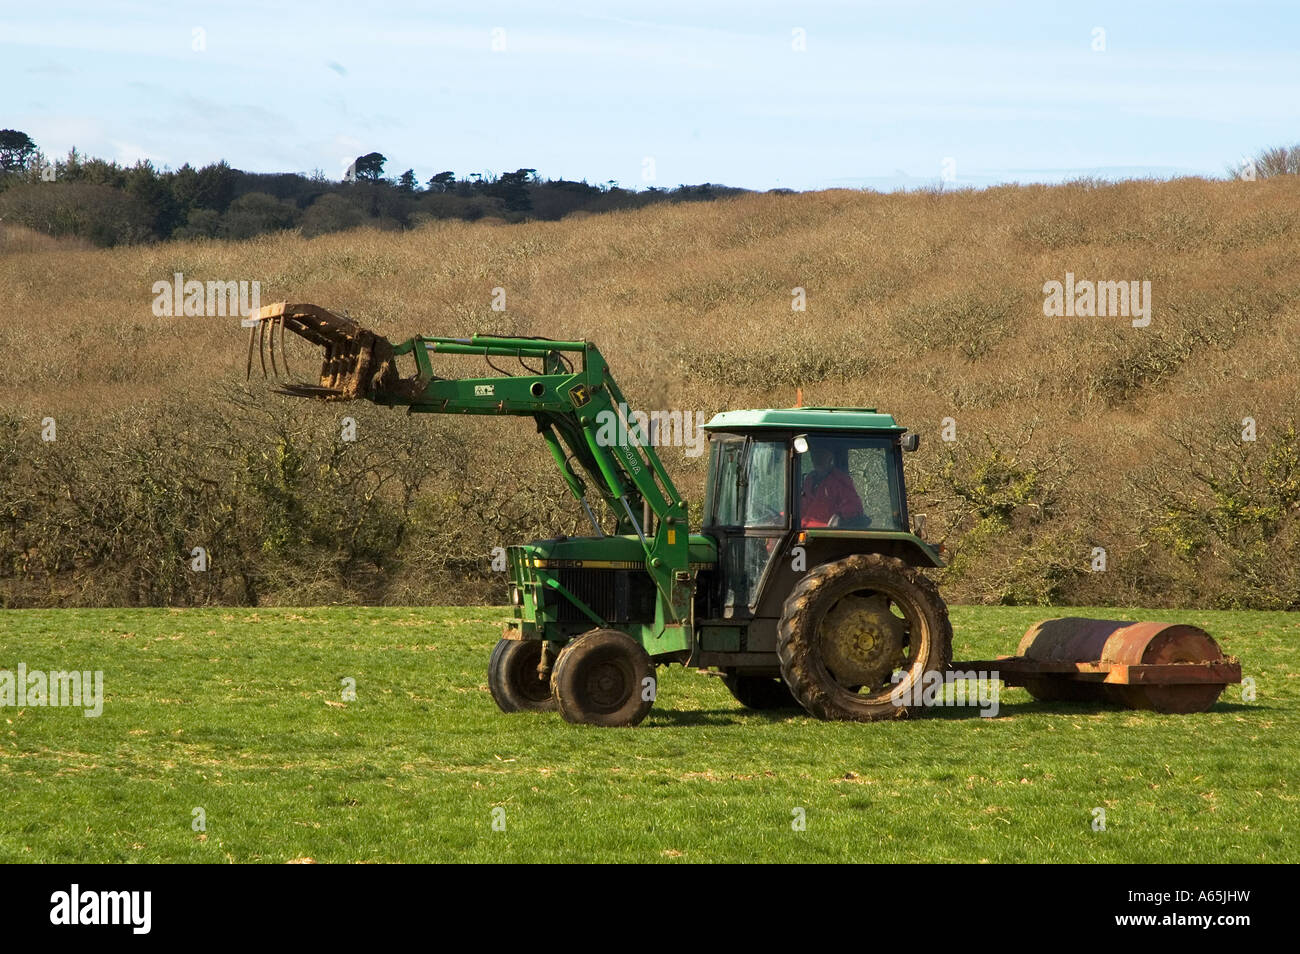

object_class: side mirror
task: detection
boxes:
[792,435,809,454]
[901,433,920,452]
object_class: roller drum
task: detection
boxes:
[1017,617,1228,713]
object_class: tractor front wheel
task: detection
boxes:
[488,638,557,713]
[551,629,655,727]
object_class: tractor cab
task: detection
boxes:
[696,408,941,646]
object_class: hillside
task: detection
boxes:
[3,176,1299,608]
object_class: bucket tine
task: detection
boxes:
[278,316,292,377]
[268,317,280,377]
[245,320,257,380]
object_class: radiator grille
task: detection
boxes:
[553,569,657,624]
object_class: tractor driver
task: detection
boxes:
[800,443,865,528]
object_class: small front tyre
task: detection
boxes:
[551,629,655,727]
[488,638,557,713]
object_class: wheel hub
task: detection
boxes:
[818,592,908,689]
[584,661,630,710]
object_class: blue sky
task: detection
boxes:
[5,1,1300,191]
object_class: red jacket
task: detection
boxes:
[800,469,864,527]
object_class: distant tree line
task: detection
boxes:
[0,130,749,247]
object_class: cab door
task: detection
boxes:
[703,435,792,617]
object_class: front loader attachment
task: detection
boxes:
[245,302,407,401]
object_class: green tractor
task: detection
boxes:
[246,303,952,727]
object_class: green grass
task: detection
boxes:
[0,605,1294,863]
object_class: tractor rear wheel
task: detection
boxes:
[551,629,655,727]
[776,554,952,722]
[488,638,557,713]
[722,673,798,710]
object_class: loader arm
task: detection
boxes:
[245,302,694,623]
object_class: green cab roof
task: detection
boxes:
[703,407,906,432]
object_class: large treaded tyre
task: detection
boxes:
[550,629,655,727]
[488,638,557,713]
[776,554,952,722]
[722,674,798,710]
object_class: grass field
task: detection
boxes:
[0,605,1293,863]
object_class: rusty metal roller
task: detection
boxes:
[1016,617,1236,714]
